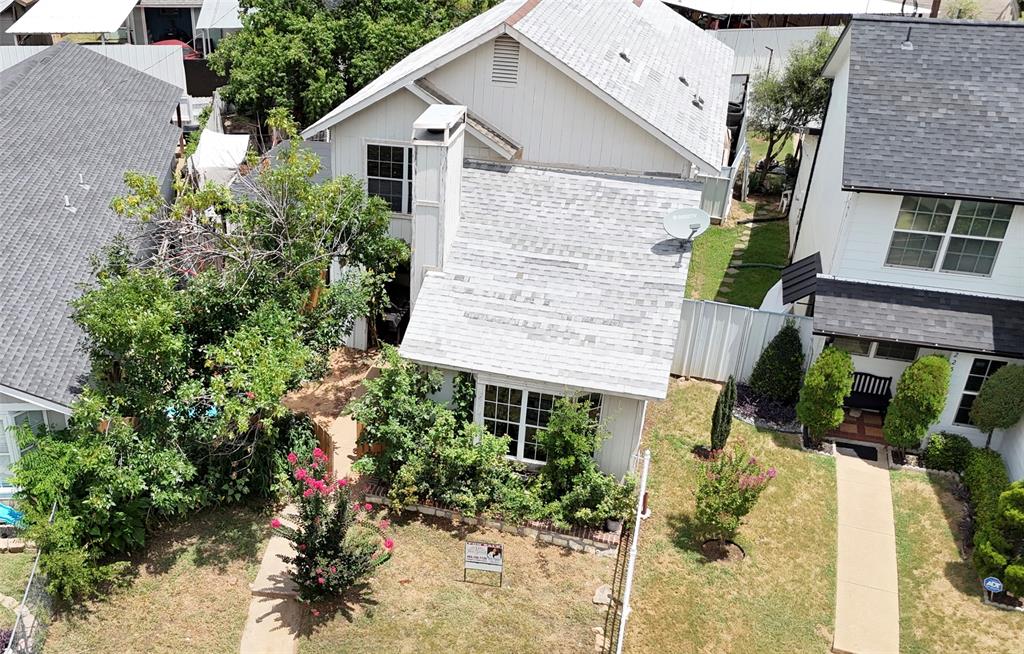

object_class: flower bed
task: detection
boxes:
[362,480,620,554]
[734,383,800,433]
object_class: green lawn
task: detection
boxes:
[747,131,795,171]
[685,225,740,301]
[0,549,34,628]
[686,219,789,308]
[44,505,271,654]
[300,515,612,654]
[625,380,837,653]
[892,472,1024,653]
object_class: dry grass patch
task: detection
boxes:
[43,504,271,654]
[625,379,837,654]
[299,514,612,654]
[892,471,1024,653]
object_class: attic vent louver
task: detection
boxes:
[491,35,520,85]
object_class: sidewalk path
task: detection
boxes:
[239,506,301,654]
[833,447,900,654]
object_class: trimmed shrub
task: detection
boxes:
[695,450,776,544]
[749,320,805,404]
[796,347,854,441]
[922,432,974,474]
[710,376,737,451]
[964,449,1012,581]
[970,364,1024,448]
[883,355,952,453]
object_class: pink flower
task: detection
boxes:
[364,503,373,511]
[303,488,315,498]
[286,452,298,465]
[330,566,336,573]
[338,478,348,487]
[313,447,326,461]
[311,608,320,617]
[353,502,362,511]
[270,518,282,529]
[294,468,307,481]
[383,538,395,552]
[317,577,325,585]
[767,467,777,479]
[379,519,390,530]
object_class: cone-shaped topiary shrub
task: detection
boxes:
[883,355,951,454]
[711,376,737,451]
[748,320,805,404]
[970,364,1024,449]
[796,347,854,443]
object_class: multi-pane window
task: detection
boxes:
[885,196,1013,275]
[954,358,1007,425]
[831,336,873,356]
[366,144,412,214]
[829,337,918,362]
[482,385,602,463]
[873,341,919,362]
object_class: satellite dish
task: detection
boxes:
[663,207,711,243]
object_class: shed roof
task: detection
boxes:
[302,0,733,175]
[0,42,182,407]
[813,277,1024,358]
[399,161,701,400]
[6,0,137,34]
[838,16,1024,203]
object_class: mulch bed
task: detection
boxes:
[700,539,745,563]
[800,433,831,454]
[734,384,800,433]
[988,591,1024,609]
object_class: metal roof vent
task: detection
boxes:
[491,35,520,85]
[691,90,704,109]
[619,50,630,63]
[678,74,688,86]
[900,26,914,51]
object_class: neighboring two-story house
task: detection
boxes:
[786,16,1024,473]
[302,0,736,477]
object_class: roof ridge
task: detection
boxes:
[852,14,1024,28]
[505,0,541,26]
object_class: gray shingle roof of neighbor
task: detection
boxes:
[0,42,182,408]
[841,16,1024,203]
[301,0,734,175]
[813,277,1024,358]
[399,161,702,400]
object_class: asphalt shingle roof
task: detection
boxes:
[0,42,182,407]
[302,0,733,174]
[813,277,1024,358]
[841,16,1024,203]
[399,161,702,400]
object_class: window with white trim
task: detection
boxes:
[954,358,1007,426]
[885,196,1012,276]
[482,385,602,464]
[366,144,412,214]
[830,337,918,362]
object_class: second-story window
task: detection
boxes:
[366,144,412,214]
[885,196,1013,276]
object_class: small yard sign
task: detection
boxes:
[464,541,504,586]
[983,577,1004,595]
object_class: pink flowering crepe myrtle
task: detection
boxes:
[271,451,395,605]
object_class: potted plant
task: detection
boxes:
[601,475,637,533]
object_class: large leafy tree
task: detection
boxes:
[748,30,838,170]
[209,0,498,127]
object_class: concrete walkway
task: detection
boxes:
[239,507,302,654]
[833,446,900,654]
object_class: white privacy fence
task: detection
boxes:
[672,299,813,382]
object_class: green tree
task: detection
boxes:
[695,450,776,549]
[883,355,952,454]
[710,376,736,451]
[749,320,805,404]
[943,0,981,18]
[209,0,498,126]
[970,364,1024,449]
[748,30,838,171]
[796,347,854,443]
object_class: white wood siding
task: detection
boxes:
[329,88,428,180]
[595,395,646,479]
[834,194,1024,299]
[425,39,687,176]
[792,56,852,271]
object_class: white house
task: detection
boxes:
[302,0,735,477]
[785,16,1024,475]
[0,43,181,490]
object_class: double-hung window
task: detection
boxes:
[885,196,1012,276]
[366,144,412,214]
[482,384,602,464]
[954,358,1007,426]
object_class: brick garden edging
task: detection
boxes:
[362,482,620,554]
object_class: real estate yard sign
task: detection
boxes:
[464,541,503,586]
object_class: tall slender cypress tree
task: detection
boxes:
[711,376,737,451]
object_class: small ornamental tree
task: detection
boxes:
[884,355,952,455]
[749,320,805,404]
[710,377,737,451]
[796,347,854,443]
[970,364,1024,449]
[695,450,776,547]
[273,448,393,603]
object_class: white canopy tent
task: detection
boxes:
[196,0,243,30]
[189,129,250,184]
[6,0,137,34]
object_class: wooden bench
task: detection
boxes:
[844,372,893,415]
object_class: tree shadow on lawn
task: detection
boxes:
[665,511,713,561]
[300,582,380,636]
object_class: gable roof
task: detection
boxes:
[0,42,182,408]
[400,161,701,400]
[838,16,1024,203]
[302,0,733,175]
